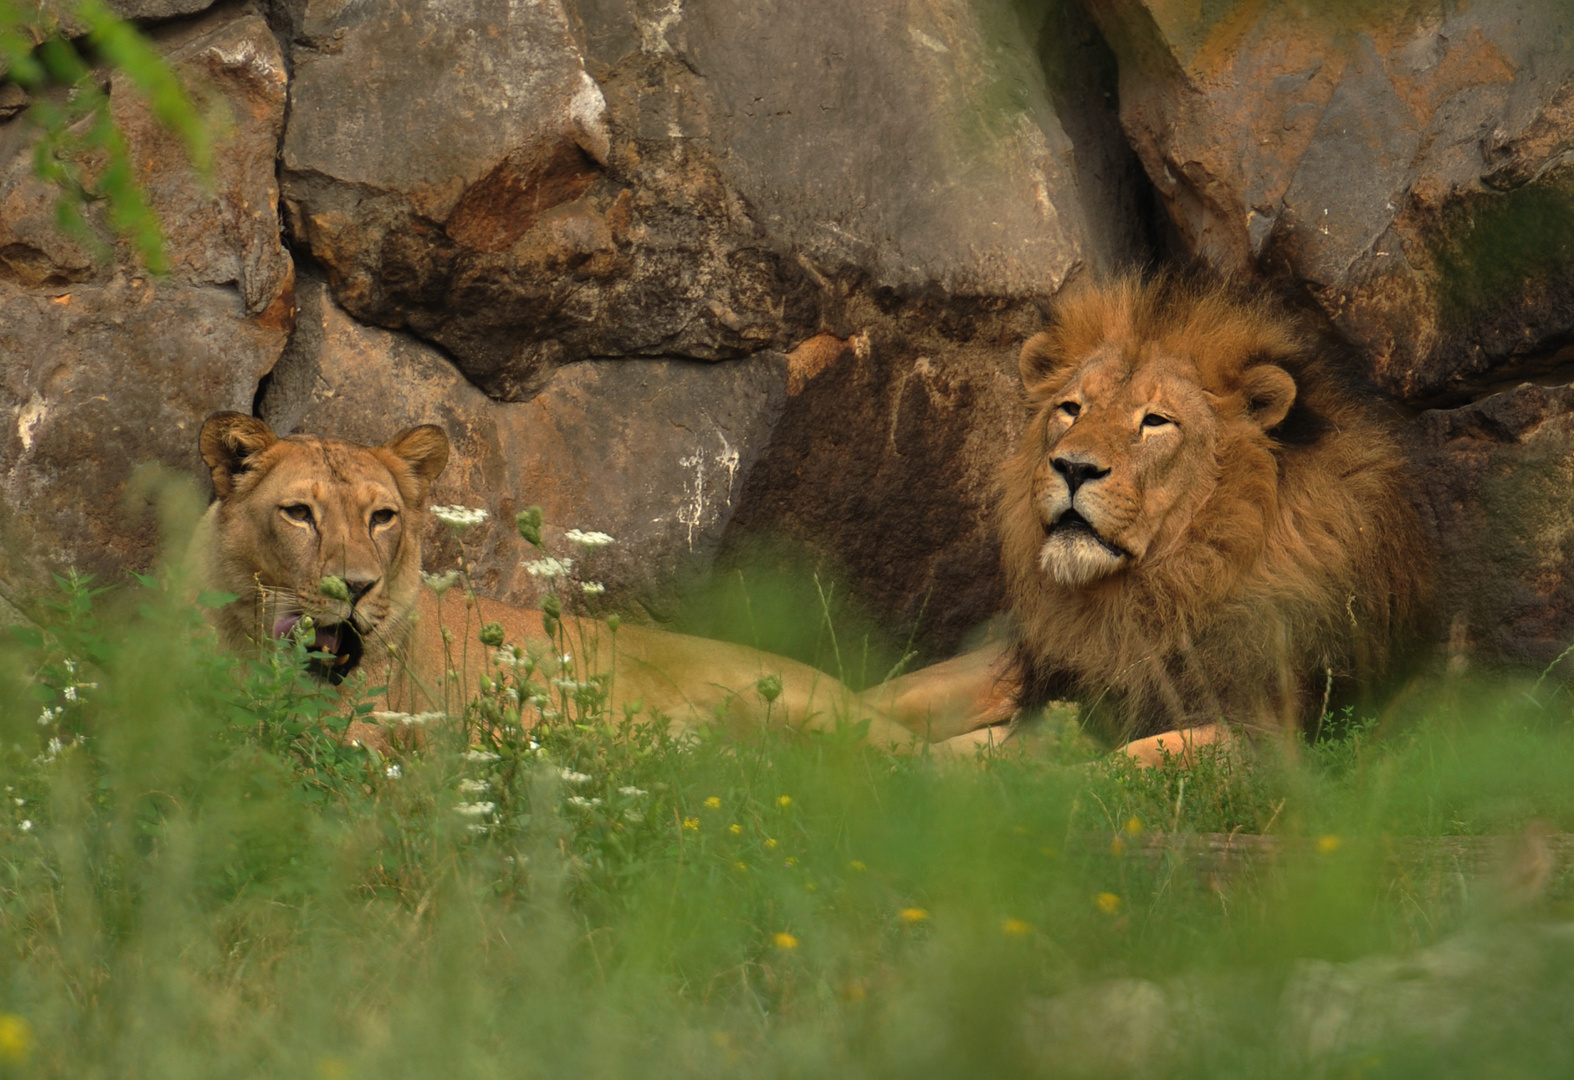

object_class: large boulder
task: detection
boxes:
[0,9,292,611]
[1412,383,1574,671]
[1091,0,1574,403]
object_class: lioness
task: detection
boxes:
[193,412,918,747]
[880,274,1431,761]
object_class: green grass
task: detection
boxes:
[4,566,1574,1079]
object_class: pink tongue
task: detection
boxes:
[273,615,301,639]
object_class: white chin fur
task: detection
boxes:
[1039,534,1125,588]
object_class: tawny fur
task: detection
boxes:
[998,274,1430,741]
[192,414,919,748]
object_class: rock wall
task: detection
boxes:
[4,0,1574,671]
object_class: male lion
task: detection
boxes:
[192,412,917,747]
[882,274,1431,761]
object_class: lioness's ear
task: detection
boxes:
[1240,364,1297,431]
[200,412,278,498]
[384,425,450,497]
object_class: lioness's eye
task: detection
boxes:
[370,508,396,527]
[1058,401,1080,418]
[1141,413,1173,428]
[282,504,313,524]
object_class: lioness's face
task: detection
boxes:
[200,413,449,679]
[1029,348,1223,587]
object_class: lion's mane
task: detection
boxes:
[999,274,1430,739]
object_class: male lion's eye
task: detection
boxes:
[282,504,313,524]
[1141,413,1173,428]
[370,508,396,527]
[1058,401,1081,418]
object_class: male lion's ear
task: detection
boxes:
[1240,364,1297,431]
[200,412,278,498]
[1019,332,1069,388]
[384,425,450,496]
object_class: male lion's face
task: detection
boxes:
[200,413,449,679]
[1013,282,1300,590]
[1029,347,1224,587]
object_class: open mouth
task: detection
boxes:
[273,614,366,684]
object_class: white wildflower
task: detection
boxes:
[463,750,501,763]
[563,529,616,547]
[566,795,603,809]
[12,798,24,806]
[559,768,593,785]
[618,786,648,798]
[47,737,63,757]
[454,801,496,817]
[558,653,573,666]
[466,823,491,835]
[37,707,59,726]
[63,686,78,703]
[63,659,75,675]
[579,581,606,596]
[19,820,33,832]
[372,711,445,726]
[503,687,520,705]
[431,505,489,532]
[623,809,644,823]
[420,569,462,594]
[384,764,402,780]
[524,556,574,579]
[552,677,589,692]
[529,740,541,751]
[458,778,491,794]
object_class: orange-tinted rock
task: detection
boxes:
[1093,0,1574,403]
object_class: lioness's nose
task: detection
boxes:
[345,578,379,604]
[1051,458,1110,495]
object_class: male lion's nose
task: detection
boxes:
[1051,457,1110,496]
[345,578,379,605]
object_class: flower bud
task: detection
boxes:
[541,594,562,620]
[479,621,505,648]
[756,674,783,704]
[318,575,352,603]
[606,614,621,633]
[516,505,544,547]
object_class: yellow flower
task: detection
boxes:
[728,823,742,835]
[316,1057,351,1080]
[1095,892,1122,915]
[784,856,799,867]
[773,931,799,950]
[1002,918,1033,937]
[898,907,929,924]
[682,817,699,831]
[704,796,722,810]
[1109,836,1127,857]
[0,1014,33,1064]
[764,838,778,850]
[1316,834,1342,854]
[733,861,748,872]
[847,859,866,872]
[1124,816,1143,835]
[776,795,793,808]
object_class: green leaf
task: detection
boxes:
[9,625,45,648]
[196,590,241,609]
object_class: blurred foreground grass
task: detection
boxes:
[4,565,1574,1079]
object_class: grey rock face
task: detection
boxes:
[260,277,787,618]
[279,0,1135,399]
[0,9,292,610]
